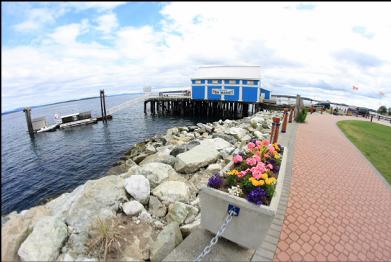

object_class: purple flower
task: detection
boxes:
[208,173,224,189]
[247,187,267,205]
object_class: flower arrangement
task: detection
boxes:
[207,139,283,206]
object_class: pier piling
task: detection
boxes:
[23,107,34,136]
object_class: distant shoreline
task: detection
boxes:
[2,92,143,115]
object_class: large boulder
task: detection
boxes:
[60,176,128,256]
[212,133,237,145]
[18,216,68,261]
[150,222,183,262]
[224,127,247,140]
[174,143,219,174]
[140,148,177,167]
[166,202,199,225]
[1,206,51,261]
[149,196,167,218]
[200,138,232,151]
[125,175,150,204]
[250,117,264,128]
[139,163,177,189]
[152,181,190,203]
[254,130,264,140]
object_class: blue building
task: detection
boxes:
[191,66,270,103]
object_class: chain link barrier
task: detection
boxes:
[194,210,237,262]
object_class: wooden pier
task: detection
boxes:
[144,96,288,119]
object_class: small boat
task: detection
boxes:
[58,112,98,129]
[36,124,60,133]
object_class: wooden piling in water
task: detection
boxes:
[23,107,34,135]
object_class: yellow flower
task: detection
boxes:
[274,153,281,160]
[260,173,268,180]
[265,177,277,185]
[226,169,239,176]
[250,177,265,187]
[273,143,280,151]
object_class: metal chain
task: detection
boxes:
[194,210,236,262]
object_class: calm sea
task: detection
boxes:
[1,94,215,215]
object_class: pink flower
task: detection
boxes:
[247,142,256,150]
[269,145,276,154]
[246,157,257,166]
[262,139,270,146]
[267,164,273,170]
[264,153,270,159]
[252,170,262,179]
[253,154,261,162]
[255,140,261,146]
[233,154,243,163]
[238,170,247,177]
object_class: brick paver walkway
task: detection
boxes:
[274,114,391,261]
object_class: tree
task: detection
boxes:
[378,105,387,115]
[388,107,391,116]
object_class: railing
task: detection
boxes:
[158,90,191,97]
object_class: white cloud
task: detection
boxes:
[95,12,118,35]
[3,2,391,111]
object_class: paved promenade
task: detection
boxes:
[274,114,391,261]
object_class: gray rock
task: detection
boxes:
[212,133,237,145]
[152,181,190,203]
[254,130,263,140]
[1,206,52,261]
[140,149,177,167]
[145,144,157,154]
[225,127,247,140]
[201,138,232,151]
[170,140,200,157]
[149,196,167,218]
[122,200,144,216]
[125,175,150,204]
[250,117,264,128]
[150,222,183,262]
[139,162,177,189]
[240,134,252,143]
[166,202,191,225]
[105,164,128,176]
[166,127,179,136]
[174,143,220,174]
[180,218,201,238]
[18,216,68,261]
[133,153,150,164]
[138,210,153,223]
[206,163,222,174]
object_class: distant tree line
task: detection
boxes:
[377,105,391,115]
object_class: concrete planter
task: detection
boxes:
[199,147,288,249]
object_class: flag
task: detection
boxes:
[352,85,359,91]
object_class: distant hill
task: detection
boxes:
[2,92,143,115]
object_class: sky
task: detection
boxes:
[2,2,391,112]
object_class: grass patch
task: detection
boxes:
[337,120,391,184]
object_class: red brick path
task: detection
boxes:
[274,114,391,261]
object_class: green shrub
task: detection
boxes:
[296,108,307,123]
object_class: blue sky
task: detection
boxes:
[2,2,391,111]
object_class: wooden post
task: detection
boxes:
[102,90,107,120]
[288,107,294,123]
[100,90,104,119]
[272,117,281,144]
[23,107,34,135]
[281,108,289,133]
[270,119,276,142]
[144,101,147,114]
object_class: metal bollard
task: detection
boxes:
[272,117,281,144]
[269,117,276,142]
[281,108,289,133]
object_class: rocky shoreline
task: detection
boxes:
[2,110,282,262]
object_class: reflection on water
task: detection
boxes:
[1,94,206,214]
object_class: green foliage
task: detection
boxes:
[296,108,307,123]
[337,120,391,184]
[226,175,238,187]
[265,184,275,198]
[378,105,387,115]
[241,175,256,194]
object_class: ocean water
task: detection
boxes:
[1,94,216,215]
